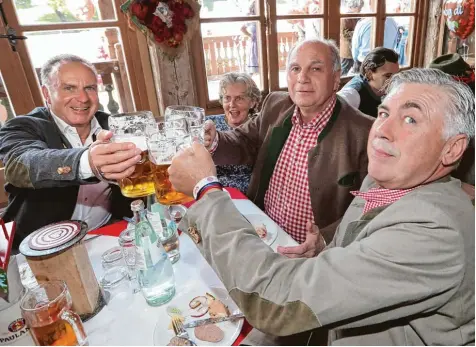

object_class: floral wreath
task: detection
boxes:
[121,0,200,59]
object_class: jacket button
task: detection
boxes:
[57,166,72,175]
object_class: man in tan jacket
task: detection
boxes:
[205,38,373,257]
[169,68,475,345]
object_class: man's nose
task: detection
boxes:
[297,70,310,83]
[76,89,89,103]
[375,116,395,141]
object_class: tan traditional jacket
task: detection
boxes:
[213,92,373,242]
[180,176,475,345]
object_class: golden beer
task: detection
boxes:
[118,149,156,198]
[21,281,88,346]
[153,162,194,205]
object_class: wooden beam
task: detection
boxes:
[423,0,445,67]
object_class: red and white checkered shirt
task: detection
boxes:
[351,186,419,214]
[264,96,337,244]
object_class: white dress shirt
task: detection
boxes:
[51,113,112,230]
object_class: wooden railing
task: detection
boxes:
[202,32,298,78]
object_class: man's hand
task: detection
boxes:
[89,130,142,180]
[203,120,217,149]
[277,221,326,258]
[168,141,217,196]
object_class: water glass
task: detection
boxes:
[100,267,133,311]
[101,247,125,270]
[118,227,136,278]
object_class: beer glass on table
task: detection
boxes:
[20,281,88,346]
[147,122,194,206]
[108,111,157,198]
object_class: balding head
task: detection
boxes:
[286,39,342,121]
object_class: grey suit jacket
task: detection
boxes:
[180,176,474,345]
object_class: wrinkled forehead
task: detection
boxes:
[49,61,97,87]
[224,82,248,96]
[289,42,331,66]
[384,82,448,117]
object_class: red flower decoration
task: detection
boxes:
[122,0,200,55]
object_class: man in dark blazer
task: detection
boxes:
[0,54,142,250]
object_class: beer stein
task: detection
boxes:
[20,281,88,346]
[164,106,205,144]
[147,123,194,206]
[108,111,157,198]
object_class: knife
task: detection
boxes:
[183,313,245,328]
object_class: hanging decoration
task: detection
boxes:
[121,0,200,59]
[443,0,475,40]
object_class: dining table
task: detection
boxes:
[14,187,298,346]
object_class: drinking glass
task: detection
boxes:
[147,125,194,206]
[100,267,133,310]
[20,281,88,346]
[164,105,205,144]
[101,247,125,270]
[118,227,136,278]
[108,111,157,198]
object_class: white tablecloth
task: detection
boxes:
[14,198,298,346]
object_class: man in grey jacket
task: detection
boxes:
[0,54,142,249]
[169,68,475,345]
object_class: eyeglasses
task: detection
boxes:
[223,95,250,104]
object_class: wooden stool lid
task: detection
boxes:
[19,220,88,257]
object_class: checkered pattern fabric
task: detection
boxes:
[351,186,419,214]
[264,96,337,244]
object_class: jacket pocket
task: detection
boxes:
[337,171,359,188]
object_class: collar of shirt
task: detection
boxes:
[50,111,102,147]
[350,186,420,214]
[292,95,337,131]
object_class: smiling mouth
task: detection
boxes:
[71,107,90,112]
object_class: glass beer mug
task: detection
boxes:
[108,111,157,198]
[20,281,88,346]
[165,105,205,144]
[147,122,194,206]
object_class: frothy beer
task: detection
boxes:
[116,135,155,198]
[152,162,193,205]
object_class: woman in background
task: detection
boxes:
[206,72,261,194]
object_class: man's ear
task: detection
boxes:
[365,71,373,81]
[41,85,50,106]
[333,70,342,91]
[441,134,468,166]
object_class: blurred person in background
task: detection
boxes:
[338,47,399,117]
[340,0,364,76]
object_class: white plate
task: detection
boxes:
[243,214,279,246]
[153,286,244,346]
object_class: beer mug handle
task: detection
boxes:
[60,310,88,345]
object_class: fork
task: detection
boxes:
[172,316,197,346]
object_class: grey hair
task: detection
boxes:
[386,68,475,142]
[40,54,97,87]
[218,72,261,109]
[344,0,364,9]
[286,38,341,73]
